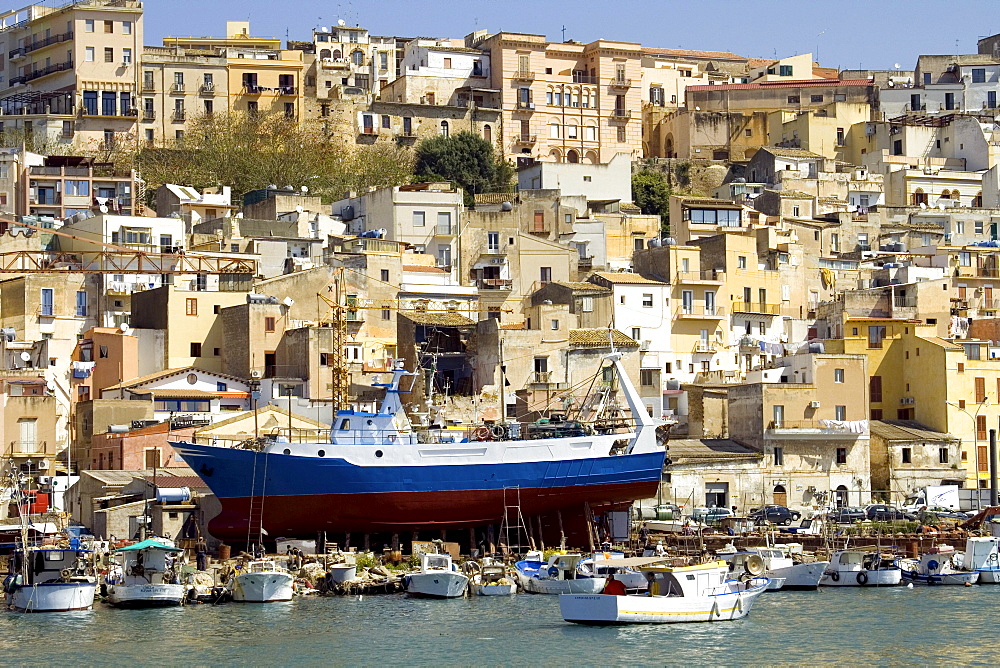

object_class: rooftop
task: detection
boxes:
[764,146,825,159]
[869,420,957,442]
[643,47,746,61]
[402,312,475,327]
[686,78,873,92]
[591,272,669,285]
[569,328,638,348]
[666,438,763,462]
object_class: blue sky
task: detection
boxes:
[143,0,996,72]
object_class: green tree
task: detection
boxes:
[632,170,671,235]
[414,131,513,204]
[136,112,414,208]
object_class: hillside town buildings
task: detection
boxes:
[6,0,1000,535]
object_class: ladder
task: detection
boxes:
[245,450,268,554]
[499,486,532,557]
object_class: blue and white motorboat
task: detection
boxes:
[3,544,97,613]
[957,537,1000,584]
[577,551,648,590]
[899,546,980,585]
[515,553,605,594]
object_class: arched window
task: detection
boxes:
[974,191,983,207]
[320,49,332,60]
[483,124,491,143]
[352,50,364,66]
[835,485,849,509]
[912,188,927,206]
[566,149,579,163]
[332,49,342,60]
[664,133,675,159]
[940,189,951,200]
[585,150,598,164]
[440,120,449,137]
[549,149,562,162]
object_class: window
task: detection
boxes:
[989,91,997,109]
[413,211,425,227]
[40,288,53,316]
[540,267,552,283]
[122,20,132,35]
[640,369,657,387]
[617,126,626,142]
[185,298,197,316]
[567,124,578,139]
[76,291,87,317]
[773,447,783,466]
[870,376,882,402]
[976,221,984,234]
[549,123,560,139]
[772,404,784,427]
[958,362,965,374]
[832,368,846,383]
[787,95,800,104]
[835,405,847,421]
[190,342,202,356]
[779,65,793,76]
[976,376,986,403]
[551,319,559,331]
[381,115,390,129]
[868,325,885,349]
[939,448,949,464]
[634,235,645,251]
[972,68,986,83]
[631,327,641,341]
[581,296,594,312]
[440,120,449,137]
[642,293,653,307]
[85,19,94,32]
[85,46,95,62]
[836,448,848,465]
[104,47,114,63]
[437,211,452,234]
[810,94,823,103]
[901,447,912,464]
[871,409,883,420]
[977,415,987,440]
[104,19,113,33]
[264,317,276,332]
[737,255,747,269]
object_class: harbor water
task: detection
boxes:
[2,585,998,665]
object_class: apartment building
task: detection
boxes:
[0,1,143,150]
[477,32,643,166]
[138,46,227,144]
[25,155,137,219]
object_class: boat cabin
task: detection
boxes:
[421,552,454,572]
[9,548,88,585]
[114,539,183,585]
[832,548,896,572]
[964,537,1000,570]
[641,561,729,597]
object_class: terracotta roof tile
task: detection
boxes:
[591,272,668,285]
[569,328,639,348]
[763,146,825,159]
[550,280,611,292]
[643,47,746,61]
[687,79,873,92]
[401,312,475,327]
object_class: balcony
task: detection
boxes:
[172,110,186,122]
[693,342,717,354]
[512,70,535,82]
[276,86,297,96]
[321,59,351,69]
[513,133,537,145]
[532,371,552,385]
[170,82,185,93]
[732,301,781,315]
[609,77,632,90]
[200,84,215,95]
[478,278,513,290]
[18,30,73,57]
[675,269,724,284]
[609,109,631,122]
[515,101,536,111]
[675,305,726,319]
[143,110,155,121]
[738,336,761,352]
[766,420,867,438]
[8,441,46,456]
[572,74,599,84]
[8,47,26,60]
[359,127,378,136]
[11,59,74,86]
[143,81,155,91]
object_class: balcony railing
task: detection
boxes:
[172,110,186,121]
[609,77,632,89]
[512,70,535,82]
[514,133,537,144]
[10,59,74,86]
[170,82,185,93]
[478,278,513,290]
[142,81,155,91]
[675,305,726,318]
[609,109,631,122]
[515,101,535,110]
[532,371,552,384]
[276,86,297,95]
[572,74,599,84]
[9,441,45,456]
[143,110,155,120]
[200,84,215,95]
[732,301,781,315]
[767,420,867,435]
[675,269,724,283]
[9,31,73,60]
[693,342,717,353]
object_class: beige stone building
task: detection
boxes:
[0,1,143,151]
[476,32,643,166]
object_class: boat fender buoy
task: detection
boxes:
[60,568,73,579]
[829,571,839,582]
[856,571,869,585]
[927,559,939,571]
[547,566,559,578]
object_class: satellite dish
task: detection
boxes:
[337,19,346,26]
[19,352,31,362]
[894,63,901,69]
[938,202,947,210]
[46,381,55,391]
[301,185,309,193]
[694,106,701,111]
[99,204,109,214]
[119,323,130,333]
[282,296,295,307]
[887,80,894,87]
[919,202,927,209]
[295,205,305,213]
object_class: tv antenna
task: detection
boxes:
[561,25,566,41]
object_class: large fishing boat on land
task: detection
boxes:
[171,352,666,540]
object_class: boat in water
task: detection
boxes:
[515,553,606,594]
[106,539,186,608]
[403,552,469,598]
[957,537,1000,584]
[899,545,980,585]
[228,558,295,602]
[820,547,901,587]
[467,560,516,596]
[3,544,97,613]
[559,560,769,625]
[170,353,665,539]
[721,545,829,591]
[577,552,648,590]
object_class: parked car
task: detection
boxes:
[749,505,801,526]
[824,507,867,524]
[918,506,970,522]
[690,507,733,526]
[865,505,916,522]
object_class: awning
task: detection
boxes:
[115,539,183,553]
[593,556,671,568]
[129,388,216,398]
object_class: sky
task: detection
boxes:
[141,0,998,72]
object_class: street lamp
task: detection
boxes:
[946,399,989,509]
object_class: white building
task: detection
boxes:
[518,152,632,199]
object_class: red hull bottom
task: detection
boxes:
[208,480,657,539]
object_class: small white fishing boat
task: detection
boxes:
[3,545,97,613]
[404,552,469,598]
[721,546,829,591]
[229,558,295,602]
[899,545,980,585]
[958,536,1000,584]
[515,553,605,594]
[559,560,769,624]
[578,552,648,591]
[467,562,516,596]
[106,539,186,608]
[820,547,901,587]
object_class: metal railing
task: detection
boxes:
[478,278,513,290]
[170,82,185,93]
[609,77,632,88]
[9,441,45,456]
[732,301,781,315]
[768,420,866,433]
[675,305,726,317]
[514,133,537,144]
[532,371,552,384]
[512,70,535,81]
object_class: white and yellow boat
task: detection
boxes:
[559,559,769,625]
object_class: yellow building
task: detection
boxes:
[478,32,643,166]
[827,325,1000,488]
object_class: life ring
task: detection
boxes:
[927,559,939,571]
[829,571,840,582]
[60,569,73,579]
[856,571,869,585]
[547,565,559,578]
[473,426,492,442]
